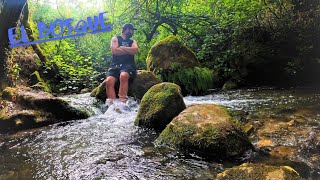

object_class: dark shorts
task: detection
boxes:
[106,64,137,82]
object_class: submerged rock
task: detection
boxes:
[0,86,89,133]
[158,104,253,159]
[91,70,161,101]
[146,35,200,73]
[134,82,186,131]
[216,163,303,180]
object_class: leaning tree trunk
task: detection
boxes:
[0,0,28,91]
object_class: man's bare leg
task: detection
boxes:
[106,76,116,105]
[118,72,129,103]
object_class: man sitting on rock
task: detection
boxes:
[105,23,138,107]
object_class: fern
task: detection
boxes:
[30,71,51,92]
[167,67,213,95]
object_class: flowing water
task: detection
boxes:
[0,88,319,179]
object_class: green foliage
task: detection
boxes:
[5,50,21,87]
[25,0,320,91]
[167,67,214,95]
[42,40,94,92]
[30,71,51,92]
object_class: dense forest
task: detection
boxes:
[1,0,320,94]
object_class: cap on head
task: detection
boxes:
[122,23,137,30]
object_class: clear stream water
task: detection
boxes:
[0,88,319,179]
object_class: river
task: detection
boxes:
[0,88,319,179]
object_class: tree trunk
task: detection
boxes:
[0,0,28,91]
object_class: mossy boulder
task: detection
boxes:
[90,80,107,100]
[158,104,253,159]
[146,36,216,95]
[128,70,162,100]
[216,163,303,180]
[90,70,162,101]
[134,82,186,131]
[146,35,200,73]
[0,86,89,132]
[0,100,56,132]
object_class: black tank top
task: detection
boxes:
[111,36,136,67]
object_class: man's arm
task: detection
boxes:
[119,40,138,55]
[111,37,128,56]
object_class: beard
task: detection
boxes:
[125,31,133,39]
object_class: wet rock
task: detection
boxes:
[80,88,90,94]
[128,70,162,100]
[90,80,107,100]
[257,119,295,136]
[243,123,254,135]
[222,81,238,90]
[94,154,125,164]
[299,132,320,155]
[216,163,303,180]
[91,70,161,101]
[270,146,296,158]
[158,104,253,159]
[0,100,55,132]
[146,35,199,73]
[257,138,274,148]
[142,146,156,156]
[309,154,320,167]
[134,82,185,131]
[0,86,89,133]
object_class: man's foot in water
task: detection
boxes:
[105,99,131,113]
[115,101,131,113]
[106,98,114,107]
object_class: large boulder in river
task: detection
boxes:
[128,70,162,100]
[91,70,161,101]
[158,104,253,159]
[134,82,186,131]
[216,163,303,180]
[146,35,200,73]
[0,100,55,132]
[0,86,89,132]
[146,36,215,96]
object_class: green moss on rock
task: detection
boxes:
[129,70,162,100]
[0,100,56,132]
[134,82,186,131]
[146,35,200,73]
[168,67,214,95]
[90,70,162,101]
[146,36,218,95]
[0,87,89,133]
[158,104,252,159]
[216,163,303,180]
[90,80,107,100]
[2,87,89,120]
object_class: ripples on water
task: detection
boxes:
[0,89,320,179]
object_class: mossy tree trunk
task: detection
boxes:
[0,0,28,91]
[25,22,47,66]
